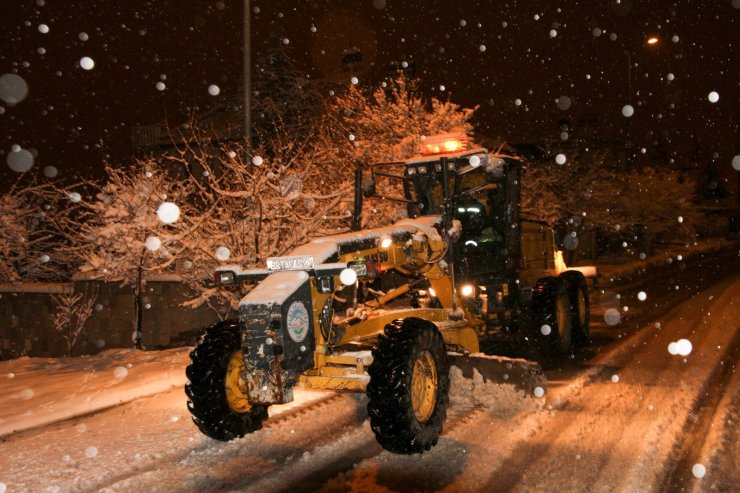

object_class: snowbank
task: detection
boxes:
[0,348,189,437]
[0,346,335,439]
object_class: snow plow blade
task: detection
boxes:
[448,353,547,398]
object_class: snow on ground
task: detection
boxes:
[0,347,188,438]
[0,347,332,439]
[0,238,737,493]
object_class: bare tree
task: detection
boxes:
[322,75,476,227]
[51,290,97,356]
[166,117,353,319]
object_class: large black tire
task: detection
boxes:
[560,271,590,348]
[367,317,450,454]
[532,277,574,357]
[185,321,268,441]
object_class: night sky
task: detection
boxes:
[2,0,738,187]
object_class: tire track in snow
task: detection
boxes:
[476,276,740,492]
[233,393,501,492]
[657,324,740,493]
[92,393,367,492]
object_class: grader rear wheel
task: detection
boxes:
[185,321,268,441]
[533,277,574,358]
[560,271,590,347]
[367,317,450,454]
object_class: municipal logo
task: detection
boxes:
[286,301,310,343]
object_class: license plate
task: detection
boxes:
[266,255,315,271]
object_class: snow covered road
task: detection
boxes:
[1,274,738,492]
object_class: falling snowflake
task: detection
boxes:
[555,153,567,164]
[145,236,161,251]
[19,388,34,400]
[215,246,231,261]
[604,308,621,326]
[38,23,49,33]
[79,56,95,70]
[351,76,359,85]
[84,446,98,458]
[7,147,34,172]
[540,324,552,336]
[556,95,572,110]
[676,338,693,356]
[533,386,545,398]
[611,374,620,383]
[637,291,647,301]
[156,202,180,224]
[707,91,719,103]
[692,463,706,479]
[43,165,58,178]
[281,174,303,200]
[252,155,263,166]
[208,84,220,96]
[113,366,128,379]
[622,104,634,117]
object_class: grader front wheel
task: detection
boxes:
[367,317,450,454]
[185,321,268,441]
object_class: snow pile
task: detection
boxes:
[448,366,544,418]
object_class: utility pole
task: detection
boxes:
[243,0,252,161]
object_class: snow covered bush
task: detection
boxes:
[58,160,197,345]
[521,150,699,254]
[0,180,78,282]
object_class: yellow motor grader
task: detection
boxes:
[185,134,592,454]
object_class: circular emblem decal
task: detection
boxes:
[286,301,310,343]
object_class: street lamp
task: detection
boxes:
[626,36,660,104]
[624,35,660,166]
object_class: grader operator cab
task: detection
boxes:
[185,133,592,454]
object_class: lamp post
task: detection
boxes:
[624,35,659,167]
[243,0,252,161]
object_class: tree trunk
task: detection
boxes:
[133,253,145,349]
